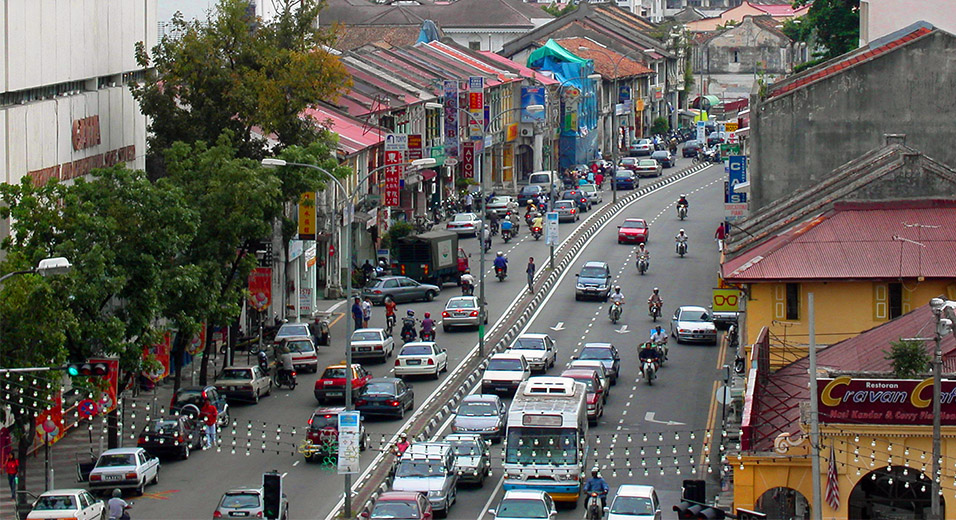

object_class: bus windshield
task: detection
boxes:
[505,427,579,465]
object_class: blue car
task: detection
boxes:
[615,172,638,190]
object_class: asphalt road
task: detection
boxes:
[128,152,728,519]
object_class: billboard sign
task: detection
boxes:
[818,377,956,425]
[384,150,402,207]
[461,142,475,179]
[468,76,484,138]
[521,86,546,123]
[337,411,361,474]
[545,212,559,245]
[443,80,460,158]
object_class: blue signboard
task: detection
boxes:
[521,86,546,123]
[727,155,747,203]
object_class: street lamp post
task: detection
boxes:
[262,157,435,518]
[929,297,956,520]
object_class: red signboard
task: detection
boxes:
[35,393,63,445]
[461,142,475,179]
[818,377,956,425]
[384,150,403,206]
[248,267,272,311]
[142,332,172,383]
[88,358,120,413]
[407,134,423,161]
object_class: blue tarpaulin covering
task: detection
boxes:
[416,20,441,44]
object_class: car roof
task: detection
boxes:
[322,362,362,370]
[312,406,346,414]
[502,489,549,500]
[377,491,424,501]
[38,489,88,496]
[583,342,613,348]
[401,341,437,348]
[462,394,500,403]
[447,296,478,303]
[222,366,256,370]
[678,305,709,313]
[443,433,484,443]
[561,368,598,378]
[353,328,385,334]
[367,377,402,384]
[615,484,656,497]
[516,333,549,340]
[100,448,142,455]
[223,488,261,495]
[582,261,608,268]
[490,352,526,361]
[623,218,646,223]
[555,199,573,204]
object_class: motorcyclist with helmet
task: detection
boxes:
[648,287,663,317]
[639,341,662,378]
[108,489,131,520]
[583,469,609,508]
[493,252,508,277]
[460,269,475,295]
[420,312,436,341]
[636,243,650,270]
[401,310,418,341]
[675,229,689,254]
[650,325,668,362]
[608,286,625,320]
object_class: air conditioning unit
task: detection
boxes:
[519,127,534,137]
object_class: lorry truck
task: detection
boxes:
[392,230,461,286]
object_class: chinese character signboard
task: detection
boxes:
[297,192,315,240]
[818,377,956,425]
[468,76,484,137]
[461,142,475,179]
[443,80,460,158]
[407,134,423,161]
[384,150,403,207]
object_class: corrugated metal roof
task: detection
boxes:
[303,106,384,155]
[724,200,956,281]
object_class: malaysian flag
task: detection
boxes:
[826,443,840,510]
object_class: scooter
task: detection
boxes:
[273,369,298,390]
[642,359,657,385]
[495,266,507,282]
[420,329,436,342]
[400,318,417,343]
[386,314,396,337]
[636,255,648,275]
[585,492,604,520]
[677,204,687,220]
[609,301,623,324]
[652,336,668,365]
[502,228,512,243]
[649,302,662,322]
[676,240,687,258]
[483,236,492,253]
[531,226,542,240]
[461,281,474,296]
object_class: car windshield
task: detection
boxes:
[363,382,396,395]
[453,214,475,222]
[285,340,314,353]
[352,331,382,341]
[520,186,539,195]
[322,368,347,379]
[513,338,545,350]
[143,419,180,435]
[555,202,572,209]
[220,369,252,380]
[491,197,510,205]
[371,501,420,519]
[498,499,548,519]
[310,413,338,429]
[622,158,637,165]
[220,493,260,509]
[505,427,578,465]
[621,221,645,229]
[580,185,595,193]
[447,298,477,309]
[395,460,446,478]
[579,267,606,278]
[639,159,658,166]
[365,278,385,288]
[448,439,482,456]
[487,359,523,371]
[610,496,655,515]
[680,310,712,322]
[33,495,77,511]
[173,389,204,407]
[276,324,309,338]
[615,172,632,178]
[637,139,651,145]
[401,345,432,356]
[458,401,497,416]
[567,376,595,391]
[580,348,612,360]
[96,453,135,467]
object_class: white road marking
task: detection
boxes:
[475,474,506,520]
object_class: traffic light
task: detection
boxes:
[674,502,703,519]
[262,471,282,520]
[698,506,727,519]
[66,362,110,377]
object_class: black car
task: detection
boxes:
[517,185,545,207]
[651,150,676,168]
[574,343,622,384]
[683,140,703,158]
[137,416,204,459]
[707,132,725,146]
[560,189,591,212]
[169,385,229,426]
[355,378,415,419]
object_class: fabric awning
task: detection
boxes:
[420,169,437,181]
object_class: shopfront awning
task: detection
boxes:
[420,169,437,181]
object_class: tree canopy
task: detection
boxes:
[789,0,860,62]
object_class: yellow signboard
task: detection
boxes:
[725,122,739,132]
[298,192,316,240]
[712,288,740,311]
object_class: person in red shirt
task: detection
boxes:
[5,453,18,501]
[594,172,604,188]
[200,399,219,450]
[715,222,727,252]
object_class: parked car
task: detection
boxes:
[303,406,369,463]
[25,489,106,520]
[560,368,606,423]
[392,443,458,516]
[486,196,516,217]
[552,200,578,222]
[350,328,395,362]
[137,416,203,460]
[568,360,611,400]
[365,491,433,520]
[670,305,719,344]
[395,342,448,379]
[355,377,414,419]
[507,333,557,372]
[480,353,530,395]
[682,139,703,158]
[707,131,725,146]
[446,213,482,236]
[634,159,662,178]
[628,138,653,156]
[488,490,557,520]
[214,487,289,520]
[517,185,546,208]
[273,322,311,345]
[574,343,621,384]
[451,394,507,443]
[574,261,612,301]
[88,447,159,496]
[314,363,372,404]
[579,183,602,204]
[651,150,675,168]
[279,336,318,373]
[607,484,661,520]
[362,276,441,305]
[615,171,638,190]
[444,433,491,485]
[215,365,272,402]
[617,218,649,244]
[169,385,229,426]
[560,189,591,212]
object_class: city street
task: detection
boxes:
[111,154,729,519]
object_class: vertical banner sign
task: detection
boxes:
[725,155,749,222]
[384,150,403,206]
[407,134,423,161]
[35,393,63,445]
[443,80,460,158]
[142,332,171,383]
[696,121,707,142]
[468,76,484,138]
[248,267,273,311]
[89,358,120,413]
[186,324,206,356]
[337,411,361,474]
[521,86,546,123]
[297,192,316,240]
[461,142,475,179]
[545,212,559,245]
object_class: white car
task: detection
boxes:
[442,296,484,331]
[350,328,395,362]
[670,305,719,344]
[279,335,319,373]
[486,195,516,217]
[215,365,272,402]
[480,353,530,395]
[607,484,661,520]
[507,333,557,372]
[88,447,159,496]
[580,183,602,204]
[26,489,106,520]
[488,489,557,519]
[394,341,448,379]
[446,212,482,236]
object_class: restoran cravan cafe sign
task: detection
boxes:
[817,376,956,425]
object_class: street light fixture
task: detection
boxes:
[261,157,434,518]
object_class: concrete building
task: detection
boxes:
[748,22,956,212]
[684,0,808,33]
[860,0,956,46]
[0,1,152,190]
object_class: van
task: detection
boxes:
[526,170,555,191]
[391,442,458,515]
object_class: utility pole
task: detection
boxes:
[808,292,823,520]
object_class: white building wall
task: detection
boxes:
[860,0,956,45]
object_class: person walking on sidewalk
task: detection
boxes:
[362,297,372,328]
[526,257,536,293]
[714,221,727,252]
[5,452,18,501]
[351,297,363,330]
[200,398,218,449]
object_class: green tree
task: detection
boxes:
[884,338,931,379]
[650,116,670,135]
[791,0,859,61]
[541,2,577,17]
[131,0,351,166]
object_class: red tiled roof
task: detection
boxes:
[302,105,384,155]
[723,200,956,282]
[768,26,933,99]
[750,303,956,451]
[553,37,654,78]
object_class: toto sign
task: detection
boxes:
[818,376,956,425]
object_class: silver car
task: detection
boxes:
[215,365,272,402]
[214,487,289,520]
[580,183,602,204]
[553,200,579,222]
[442,296,484,331]
[391,443,458,515]
[451,394,507,442]
[486,195,516,217]
[444,433,491,485]
[670,305,719,344]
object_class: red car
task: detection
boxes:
[314,363,371,404]
[617,218,649,244]
[303,407,369,463]
[364,491,433,520]
[561,368,606,423]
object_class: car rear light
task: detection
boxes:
[356,399,368,406]
[469,311,479,317]
[427,359,435,365]
[90,474,102,482]
[400,265,406,275]
[389,400,401,407]
[256,513,263,518]
[373,290,382,294]
[395,359,401,366]
[374,345,383,351]
[126,472,138,479]
[213,512,223,518]
[137,436,146,444]
[442,311,450,318]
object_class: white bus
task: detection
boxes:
[503,377,589,504]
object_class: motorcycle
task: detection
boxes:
[525,213,536,227]
[649,301,662,322]
[677,204,687,220]
[609,301,623,324]
[386,314,396,337]
[677,240,688,257]
[495,266,507,282]
[483,236,492,253]
[652,336,668,365]
[490,219,499,236]
[420,329,436,342]
[636,256,648,275]
[273,369,298,390]
[531,226,542,240]
[585,492,603,520]
[642,359,657,385]
[461,281,474,296]
[256,350,270,375]
[502,228,512,243]
[400,318,417,343]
